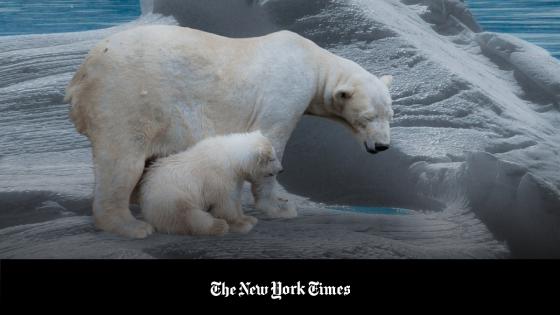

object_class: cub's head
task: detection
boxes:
[330,73,394,154]
[246,131,283,179]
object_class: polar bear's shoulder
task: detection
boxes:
[261,29,313,46]
[267,29,300,39]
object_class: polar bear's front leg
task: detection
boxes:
[92,146,154,239]
[251,176,297,219]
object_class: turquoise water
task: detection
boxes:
[327,205,412,215]
[1,0,559,59]
[467,0,560,59]
[0,0,140,36]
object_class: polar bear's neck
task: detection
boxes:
[307,52,366,118]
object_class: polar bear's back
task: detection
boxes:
[64,25,317,141]
[67,24,310,93]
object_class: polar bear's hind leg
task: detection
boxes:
[169,205,229,236]
[210,199,257,234]
[92,139,154,239]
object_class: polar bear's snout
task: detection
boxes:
[267,160,284,176]
[271,167,284,176]
[375,144,390,151]
[364,142,390,154]
[360,118,391,154]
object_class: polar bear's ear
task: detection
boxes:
[256,143,273,165]
[380,75,393,88]
[333,84,354,112]
[334,86,354,101]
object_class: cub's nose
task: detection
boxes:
[278,168,284,174]
[375,144,390,151]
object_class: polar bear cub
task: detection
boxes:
[139,131,283,236]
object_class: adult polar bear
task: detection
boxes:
[65,25,394,238]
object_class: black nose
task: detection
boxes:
[375,144,390,151]
[364,142,377,154]
[278,169,284,174]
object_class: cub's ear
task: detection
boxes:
[333,84,354,112]
[256,143,273,165]
[380,75,393,89]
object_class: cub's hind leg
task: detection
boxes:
[151,201,229,236]
[211,198,257,234]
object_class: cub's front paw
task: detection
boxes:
[225,214,257,234]
[241,215,258,225]
[207,218,229,236]
[229,220,256,234]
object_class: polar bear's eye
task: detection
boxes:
[357,115,374,127]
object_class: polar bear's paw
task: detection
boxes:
[207,218,229,236]
[257,197,298,219]
[95,214,154,239]
[121,220,155,239]
[241,215,258,226]
[229,216,257,234]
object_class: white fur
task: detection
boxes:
[65,25,393,238]
[139,131,282,235]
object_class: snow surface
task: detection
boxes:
[0,185,505,259]
[1,0,559,258]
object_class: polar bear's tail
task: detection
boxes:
[64,63,91,136]
[63,68,81,104]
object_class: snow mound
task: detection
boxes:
[411,152,560,257]
[477,32,560,102]
[403,0,482,33]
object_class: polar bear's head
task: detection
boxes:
[244,131,283,180]
[331,74,394,154]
